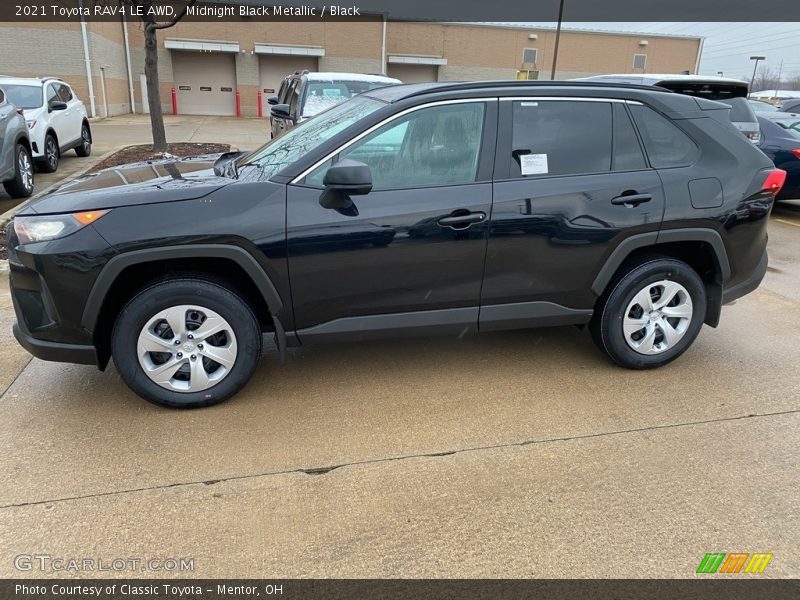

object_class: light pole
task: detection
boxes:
[749,56,766,97]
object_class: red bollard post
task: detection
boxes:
[171,87,178,115]
[235,90,242,117]
[257,90,263,118]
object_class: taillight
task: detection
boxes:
[791,149,800,159]
[762,169,787,195]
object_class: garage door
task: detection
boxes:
[387,64,439,83]
[259,55,318,111]
[172,51,237,116]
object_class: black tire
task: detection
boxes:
[37,133,59,173]
[3,144,34,198]
[75,123,92,157]
[590,257,707,369]
[111,278,263,408]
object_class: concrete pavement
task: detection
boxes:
[0,204,799,578]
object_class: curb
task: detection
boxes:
[0,147,121,230]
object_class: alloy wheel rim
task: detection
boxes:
[46,139,57,168]
[622,280,693,355]
[19,151,33,191]
[136,305,238,393]
[82,127,90,151]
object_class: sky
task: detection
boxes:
[523,22,800,84]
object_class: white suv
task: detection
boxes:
[0,77,91,173]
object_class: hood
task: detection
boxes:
[24,154,235,215]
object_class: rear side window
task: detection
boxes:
[511,100,613,177]
[613,103,646,171]
[629,104,698,168]
[0,89,4,104]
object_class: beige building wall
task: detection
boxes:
[0,20,702,120]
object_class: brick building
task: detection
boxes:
[0,18,703,118]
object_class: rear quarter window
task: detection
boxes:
[629,104,699,168]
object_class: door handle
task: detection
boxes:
[437,211,487,229]
[611,193,652,207]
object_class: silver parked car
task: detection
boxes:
[0,86,34,198]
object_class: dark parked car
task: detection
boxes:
[8,81,782,408]
[757,113,800,200]
[0,86,34,198]
[779,98,800,113]
[269,71,401,138]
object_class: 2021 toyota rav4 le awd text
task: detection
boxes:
[7,81,784,408]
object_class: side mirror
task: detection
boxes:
[49,101,68,112]
[323,159,372,195]
[267,95,279,106]
[270,104,292,120]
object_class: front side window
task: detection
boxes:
[305,102,486,190]
[629,104,698,168]
[241,95,384,178]
[57,84,73,102]
[46,84,59,107]
[510,100,614,178]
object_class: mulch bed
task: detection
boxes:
[87,142,231,173]
[0,142,231,262]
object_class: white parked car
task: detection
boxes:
[0,77,91,173]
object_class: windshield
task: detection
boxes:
[773,119,800,138]
[303,80,398,117]
[240,95,384,177]
[2,84,42,109]
[749,100,779,112]
[656,81,748,100]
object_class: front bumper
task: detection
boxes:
[13,322,98,365]
[722,249,768,305]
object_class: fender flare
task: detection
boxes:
[591,228,731,296]
[81,244,284,332]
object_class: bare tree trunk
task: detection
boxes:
[144,23,167,151]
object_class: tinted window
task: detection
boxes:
[773,119,800,139]
[288,81,301,116]
[629,104,698,168]
[307,102,485,190]
[511,100,613,177]
[613,103,646,171]
[0,89,4,104]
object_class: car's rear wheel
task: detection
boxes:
[590,257,706,369]
[37,133,59,173]
[111,279,262,408]
[3,144,34,198]
[75,123,91,157]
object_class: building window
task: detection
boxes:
[522,48,538,65]
[516,70,539,80]
[633,53,647,70]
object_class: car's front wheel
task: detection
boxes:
[3,144,34,198]
[75,123,91,157]
[590,257,706,369]
[38,133,59,173]
[111,279,262,408]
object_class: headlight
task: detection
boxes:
[25,119,36,129]
[13,210,109,244]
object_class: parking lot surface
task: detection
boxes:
[1,186,799,575]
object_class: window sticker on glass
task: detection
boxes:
[520,153,548,175]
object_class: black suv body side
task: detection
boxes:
[8,82,779,407]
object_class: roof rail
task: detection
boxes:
[404,79,672,99]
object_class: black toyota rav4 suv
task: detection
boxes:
[8,81,784,408]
